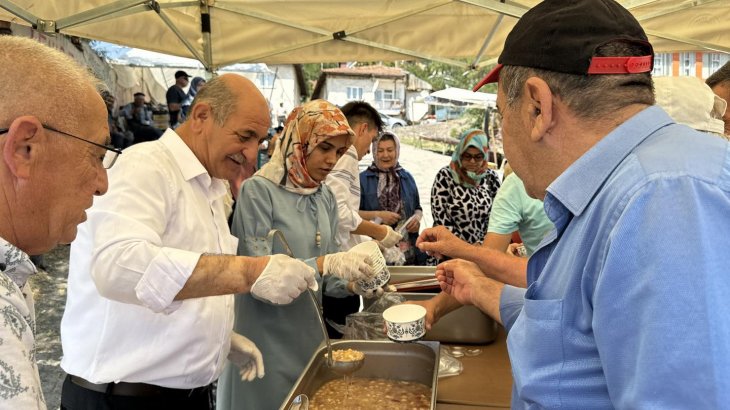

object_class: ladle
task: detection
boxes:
[267,230,365,376]
[288,393,309,410]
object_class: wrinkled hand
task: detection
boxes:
[378,225,403,248]
[228,332,264,382]
[416,226,466,260]
[251,254,318,305]
[379,211,401,225]
[349,282,396,299]
[436,259,485,306]
[323,250,374,282]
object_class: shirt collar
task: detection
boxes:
[160,129,227,199]
[545,106,674,218]
[0,237,37,289]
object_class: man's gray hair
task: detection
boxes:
[501,41,655,120]
[189,76,236,126]
[706,61,730,89]
[0,36,102,133]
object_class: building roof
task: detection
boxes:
[311,64,431,99]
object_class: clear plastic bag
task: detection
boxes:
[342,293,406,340]
[382,245,406,266]
[438,346,464,378]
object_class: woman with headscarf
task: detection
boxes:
[359,131,426,265]
[217,100,372,410]
[181,76,206,118]
[429,129,501,259]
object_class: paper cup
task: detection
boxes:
[350,241,390,291]
[383,304,426,342]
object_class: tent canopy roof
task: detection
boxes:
[1,0,728,71]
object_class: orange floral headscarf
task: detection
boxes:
[256,99,355,194]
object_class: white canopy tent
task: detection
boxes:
[425,87,497,109]
[1,0,728,72]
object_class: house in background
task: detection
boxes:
[311,64,432,123]
[653,52,729,78]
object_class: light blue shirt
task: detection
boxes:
[500,106,730,408]
[487,173,554,256]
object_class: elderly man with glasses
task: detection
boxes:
[0,36,112,409]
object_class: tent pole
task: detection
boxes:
[470,14,503,68]
[154,8,209,70]
[0,0,38,26]
[56,0,148,30]
[200,1,214,72]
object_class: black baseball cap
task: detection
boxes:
[473,0,653,91]
[175,70,190,79]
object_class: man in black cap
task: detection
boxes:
[166,70,190,127]
[417,0,730,407]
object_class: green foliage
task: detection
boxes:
[400,60,497,93]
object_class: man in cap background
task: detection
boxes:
[418,0,730,407]
[166,70,190,127]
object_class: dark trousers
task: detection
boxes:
[322,294,361,339]
[61,375,214,410]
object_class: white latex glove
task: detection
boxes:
[323,251,374,282]
[349,282,397,299]
[378,225,403,248]
[250,254,318,305]
[228,332,264,381]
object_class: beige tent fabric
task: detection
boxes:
[0,1,728,69]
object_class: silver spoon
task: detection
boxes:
[267,230,365,376]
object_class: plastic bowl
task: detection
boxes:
[350,241,390,291]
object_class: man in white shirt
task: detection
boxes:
[0,35,112,410]
[60,74,321,409]
[322,101,402,336]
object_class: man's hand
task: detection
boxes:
[416,226,468,260]
[228,332,264,381]
[250,254,318,305]
[435,259,485,306]
[378,225,403,248]
[323,250,374,282]
[378,211,401,225]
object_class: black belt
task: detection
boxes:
[68,375,212,398]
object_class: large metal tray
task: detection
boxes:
[280,340,440,410]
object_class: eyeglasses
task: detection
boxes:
[0,124,122,169]
[461,153,485,162]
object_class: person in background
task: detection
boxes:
[101,90,133,149]
[418,0,730,407]
[429,128,501,264]
[60,74,320,410]
[182,76,206,119]
[655,76,727,138]
[0,35,112,409]
[322,100,401,338]
[218,99,375,410]
[704,62,730,137]
[121,92,163,144]
[360,132,426,265]
[166,70,189,127]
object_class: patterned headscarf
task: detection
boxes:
[367,132,404,215]
[256,99,355,194]
[449,128,490,188]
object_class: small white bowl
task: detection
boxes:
[383,304,426,342]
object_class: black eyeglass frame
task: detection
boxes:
[0,124,122,169]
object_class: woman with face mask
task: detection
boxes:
[359,131,427,265]
[218,100,374,410]
[428,129,501,263]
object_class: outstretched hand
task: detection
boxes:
[435,259,485,307]
[416,226,467,261]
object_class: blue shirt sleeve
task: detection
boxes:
[499,285,526,332]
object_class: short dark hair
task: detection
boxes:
[501,41,654,120]
[706,61,730,89]
[340,101,383,132]
[133,92,146,98]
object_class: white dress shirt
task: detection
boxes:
[325,145,367,251]
[61,130,236,389]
